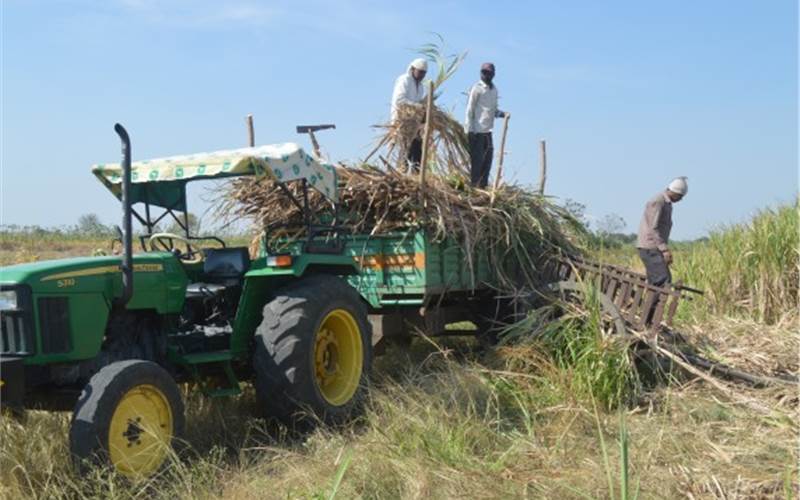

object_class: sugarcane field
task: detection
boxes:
[1,3,798,499]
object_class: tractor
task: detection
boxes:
[0,124,378,477]
[0,123,694,478]
[1,122,524,477]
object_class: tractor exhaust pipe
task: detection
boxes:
[114,123,133,307]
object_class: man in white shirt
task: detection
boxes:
[390,58,428,170]
[465,62,507,187]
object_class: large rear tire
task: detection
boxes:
[253,275,372,425]
[69,360,185,478]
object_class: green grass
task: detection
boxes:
[672,202,799,324]
[499,289,641,411]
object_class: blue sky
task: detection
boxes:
[1,0,797,239]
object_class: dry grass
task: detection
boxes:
[685,315,800,383]
[0,233,109,266]
[1,204,797,499]
[1,328,797,499]
[0,230,251,266]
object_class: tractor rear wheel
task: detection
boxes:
[69,360,184,478]
[253,275,372,425]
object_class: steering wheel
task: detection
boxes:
[147,232,204,264]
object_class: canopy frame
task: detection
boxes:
[92,143,343,249]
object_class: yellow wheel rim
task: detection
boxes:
[313,309,363,406]
[107,384,173,477]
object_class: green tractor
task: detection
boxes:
[1,123,522,478]
[0,124,377,477]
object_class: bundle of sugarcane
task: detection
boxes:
[366,103,470,176]
[217,165,584,292]
[363,35,471,175]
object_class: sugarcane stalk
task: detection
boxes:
[419,81,435,187]
[492,113,511,192]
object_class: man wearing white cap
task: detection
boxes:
[636,177,688,286]
[390,58,428,169]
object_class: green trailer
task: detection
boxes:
[0,124,505,478]
[269,230,498,344]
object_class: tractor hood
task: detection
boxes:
[0,255,159,285]
[0,253,179,288]
[0,253,188,314]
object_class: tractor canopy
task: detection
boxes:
[92,143,338,211]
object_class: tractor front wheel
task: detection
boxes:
[253,275,372,425]
[69,360,185,478]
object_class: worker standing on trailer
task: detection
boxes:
[465,62,507,187]
[636,177,688,286]
[390,58,428,169]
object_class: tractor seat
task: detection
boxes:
[186,247,251,297]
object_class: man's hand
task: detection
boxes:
[662,249,673,265]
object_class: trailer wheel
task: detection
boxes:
[474,296,515,346]
[69,360,184,478]
[253,275,372,425]
[548,281,628,337]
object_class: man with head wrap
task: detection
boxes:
[390,58,428,170]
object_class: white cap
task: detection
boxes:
[667,176,688,196]
[410,58,428,71]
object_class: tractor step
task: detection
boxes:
[204,387,242,397]
[176,350,242,397]
[177,350,234,365]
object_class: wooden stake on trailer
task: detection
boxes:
[538,140,547,195]
[419,81,435,187]
[492,112,511,191]
[246,114,255,147]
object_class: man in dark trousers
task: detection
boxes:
[636,177,688,286]
[465,62,507,187]
[390,58,428,170]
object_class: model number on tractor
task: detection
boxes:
[57,278,76,288]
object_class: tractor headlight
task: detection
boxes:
[266,255,293,267]
[0,290,18,311]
